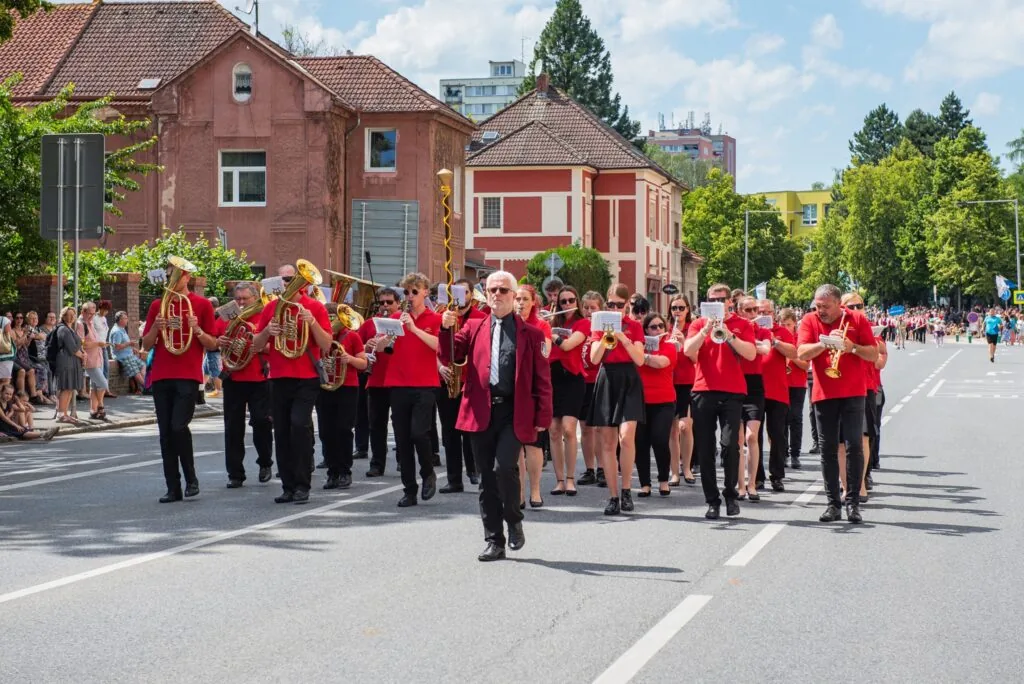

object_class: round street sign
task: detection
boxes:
[662,283,679,295]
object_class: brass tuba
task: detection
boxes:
[320,304,360,391]
[160,256,197,355]
[221,285,267,373]
[273,259,323,359]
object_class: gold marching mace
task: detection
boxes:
[439,168,467,399]
[160,256,197,355]
[273,259,323,359]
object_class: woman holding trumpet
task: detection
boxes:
[635,312,678,497]
[546,285,590,497]
[668,295,696,485]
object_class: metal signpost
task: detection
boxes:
[40,133,105,309]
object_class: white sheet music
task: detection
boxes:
[644,335,661,352]
[261,276,286,296]
[699,302,725,320]
[373,317,405,337]
[755,315,773,329]
[819,334,844,350]
[591,311,622,332]
[437,284,467,307]
[215,300,241,321]
[147,268,167,286]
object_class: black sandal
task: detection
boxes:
[637,486,652,498]
[529,497,544,508]
[550,479,566,496]
[565,476,577,497]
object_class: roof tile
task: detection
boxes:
[0,3,97,97]
[466,120,587,167]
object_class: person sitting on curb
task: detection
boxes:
[0,383,58,441]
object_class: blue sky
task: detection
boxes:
[188,2,1024,193]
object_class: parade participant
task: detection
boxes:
[984,309,1002,363]
[548,285,590,496]
[142,258,218,503]
[362,288,402,477]
[635,312,677,497]
[587,283,646,516]
[779,308,810,470]
[543,277,564,312]
[837,293,879,503]
[218,282,273,488]
[684,283,757,519]
[385,272,442,508]
[797,284,877,524]
[512,284,550,508]
[868,322,888,486]
[251,263,334,505]
[757,299,797,492]
[439,271,552,562]
[668,294,696,485]
[577,291,605,487]
[736,295,771,500]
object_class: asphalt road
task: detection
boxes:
[1,340,1021,683]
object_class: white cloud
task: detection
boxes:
[802,14,890,91]
[797,103,836,123]
[972,91,1002,116]
[810,14,843,48]
[745,32,786,57]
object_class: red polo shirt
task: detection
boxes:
[359,318,392,389]
[591,316,644,365]
[762,324,795,404]
[332,328,364,388]
[639,338,678,404]
[255,295,332,380]
[688,313,755,395]
[740,325,772,375]
[384,308,442,388]
[143,292,215,383]
[550,315,590,375]
[797,308,875,402]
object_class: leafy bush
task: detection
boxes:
[524,245,612,298]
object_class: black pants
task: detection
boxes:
[391,387,436,498]
[316,385,358,478]
[787,386,806,461]
[354,372,369,454]
[271,377,320,495]
[807,376,819,449]
[436,386,476,486]
[367,387,392,472]
[691,391,742,505]
[223,377,273,482]
[814,396,865,506]
[764,399,788,482]
[468,401,523,547]
[430,403,440,457]
[870,387,884,470]
[153,379,199,492]
[636,402,674,486]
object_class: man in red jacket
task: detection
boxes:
[439,271,553,562]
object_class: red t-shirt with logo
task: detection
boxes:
[687,313,755,395]
[255,295,332,380]
[143,292,216,383]
[591,316,644,365]
[797,308,875,402]
[550,315,591,375]
[672,334,696,385]
[582,325,599,384]
[639,338,678,404]
[740,325,772,375]
[762,324,795,404]
[384,308,442,388]
[331,328,364,388]
[359,318,392,389]
[224,312,267,383]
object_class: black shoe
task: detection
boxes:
[604,497,620,515]
[726,499,740,516]
[226,479,244,489]
[620,489,634,512]
[439,483,464,494]
[577,469,597,485]
[846,503,863,524]
[771,479,785,493]
[705,503,721,520]
[809,446,820,455]
[529,497,544,508]
[865,473,874,490]
[324,476,340,490]
[469,472,480,485]
[316,459,328,470]
[184,482,200,498]
[196,393,206,405]
[159,489,183,503]
[432,453,442,467]
[352,451,368,460]
[421,473,437,501]
[791,458,802,470]
[398,495,417,508]
[258,467,272,483]
[596,468,607,487]
[819,504,842,522]
[274,491,295,504]
[747,491,761,502]
[478,543,506,562]
[756,481,765,491]
[508,522,525,551]
[337,474,352,489]
[292,490,310,504]
[366,468,383,477]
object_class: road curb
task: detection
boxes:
[0,407,223,442]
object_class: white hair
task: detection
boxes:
[486,270,518,290]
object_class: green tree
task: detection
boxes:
[903,108,942,157]
[794,213,849,300]
[0,76,160,304]
[849,103,903,164]
[644,143,720,188]
[281,24,341,57]
[810,181,827,191]
[518,0,640,142]
[0,0,49,44]
[523,244,611,296]
[938,91,973,141]
[1007,128,1024,171]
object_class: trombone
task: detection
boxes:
[160,256,197,355]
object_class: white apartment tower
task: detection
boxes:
[440,60,526,121]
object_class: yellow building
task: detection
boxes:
[753,189,833,239]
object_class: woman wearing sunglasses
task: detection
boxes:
[587,283,646,515]
[736,295,772,501]
[577,291,605,487]
[635,312,677,497]
[668,295,696,485]
[548,285,590,496]
[514,285,550,508]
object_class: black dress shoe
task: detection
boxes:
[478,543,506,562]
[726,499,740,516]
[226,479,244,489]
[508,522,525,551]
[771,479,785,493]
[316,459,328,470]
[337,474,352,489]
[755,481,765,491]
[397,495,417,508]
[596,468,607,487]
[620,489,634,512]
[184,482,200,498]
[274,491,295,504]
[439,483,464,494]
[604,497,620,515]
[159,489,183,503]
[865,473,874,490]
[258,467,272,483]
[421,473,437,501]
[846,503,863,523]
[432,453,442,468]
[577,469,597,485]
[352,451,368,460]
[809,446,820,455]
[323,476,340,490]
[819,504,842,522]
[366,468,383,477]
[469,472,480,485]
[705,503,721,519]
[293,490,310,504]
[791,458,802,470]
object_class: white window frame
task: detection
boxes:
[802,203,818,226]
[365,128,398,173]
[219,150,267,207]
[481,197,502,229]
[232,63,252,103]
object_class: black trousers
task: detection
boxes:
[787,386,806,461]
[468,401,524,547]
[153,379,199,491]
[223,377,273,482]
[636,402,674,486]
[764,399,788,482]
[691,391,742,505]
[870,387,884,470]
[271,377,320,495]
[807,376,819,449]
[316,385,358,478]
[366,387,392,472]
[814,396,865,507]
[391,387,436,498]
[436,386,476,486]
[354,372,369,454]
[430,403,440,457]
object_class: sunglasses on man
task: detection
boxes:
[488,286,512,295]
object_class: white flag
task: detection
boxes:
[754,282,767,301]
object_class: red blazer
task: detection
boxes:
[439,314,552,445]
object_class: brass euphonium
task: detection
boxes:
[273,259,323,359]
[160,256,197,355]
[222,289,267,372]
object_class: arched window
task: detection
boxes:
[233,63,252,102]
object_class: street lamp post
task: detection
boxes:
[744,209,803,292]
[958,198,1021,287]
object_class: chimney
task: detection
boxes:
[536,72,549,95]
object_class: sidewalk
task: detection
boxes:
[0,392,223,443]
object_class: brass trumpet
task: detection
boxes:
[824,310,849,379]
[160,256,197,355]
[601,324,618,350]
[273,259,323,359]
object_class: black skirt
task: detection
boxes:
[551,361,585,419]
[674,383,693,418]
[586,362,645,427]
[581,382,595,421]
[742,374,765,423]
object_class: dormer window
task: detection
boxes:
[233,63,252,102]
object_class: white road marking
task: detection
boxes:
[910,389,920,395]
[0,452,147,478]
[0,451,219,492]
[792,480,822,505]
[890,404,904,414]
[900,396,913,403]
[880,416,891,427]
[591,594,713,684]
[724,524,785,567]
[926,379,946,398]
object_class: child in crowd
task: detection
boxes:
[0,383,58,441]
